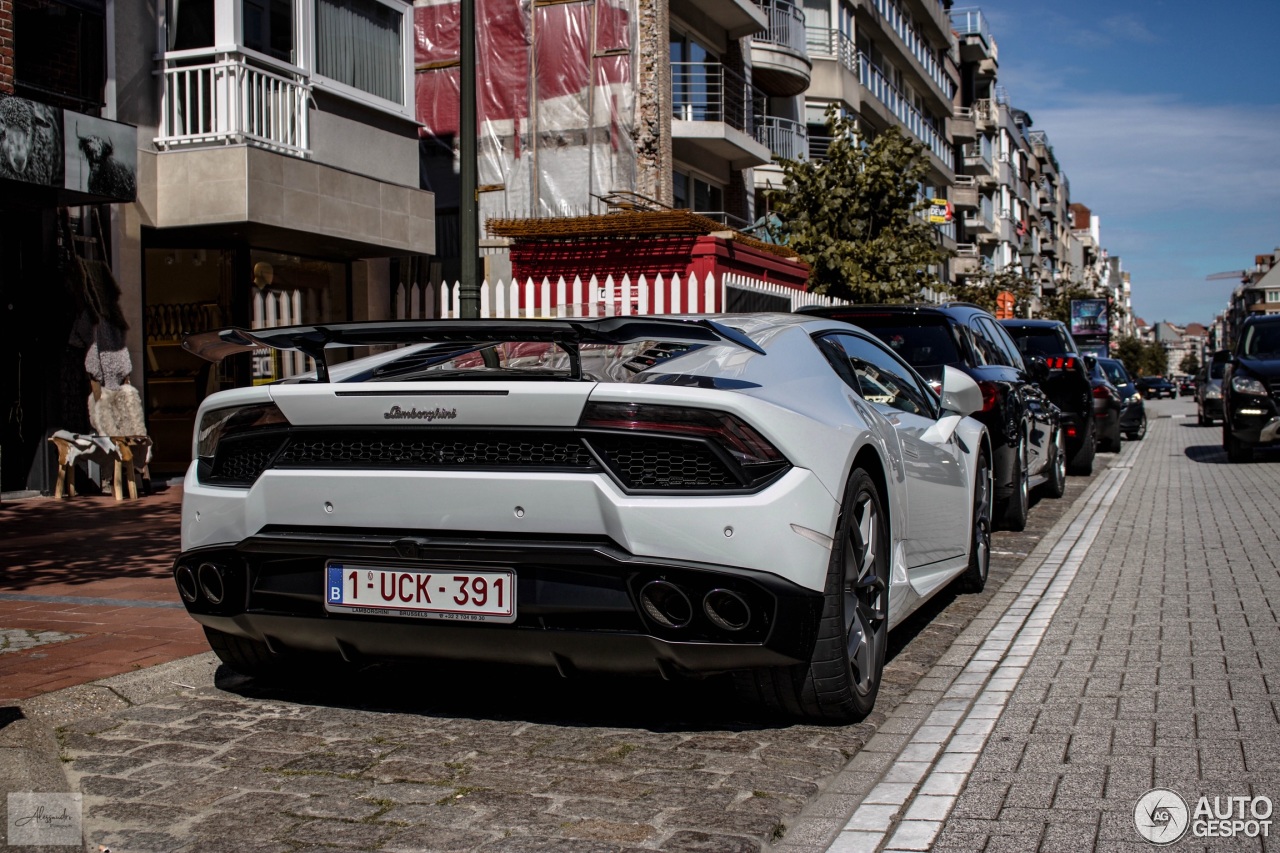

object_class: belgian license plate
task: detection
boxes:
[324,563,516,623]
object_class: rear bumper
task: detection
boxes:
[175,532,825,676]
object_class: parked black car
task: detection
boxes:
[999,319,1096,475]
[1196,351,1228,426]
[802,303,1065,530]
[1085,357,1124,450]
[1179,377,1196,396]
[1136,376,1177,399]
[1098,357,1146,440]
[1222,315,1280,462]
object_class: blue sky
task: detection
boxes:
[971,1,1280,326]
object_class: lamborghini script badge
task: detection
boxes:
[384,406,458,421]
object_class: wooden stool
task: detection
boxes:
[48,434,81,499]
[109,436,153,500]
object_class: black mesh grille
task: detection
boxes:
[210,434,288,485]
[275,430,596,469]
[587,435,740,490]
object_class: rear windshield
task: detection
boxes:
[1099,360,1129,385]
[1004,328,1071,358]
[834,316,962,368]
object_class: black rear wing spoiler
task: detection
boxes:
[182,317,764,382]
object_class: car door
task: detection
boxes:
[819,332,969,569]
[981,317,1053,475]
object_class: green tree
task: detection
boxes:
[947,266,1038,316]
[1036,279,1096,325]
[767,109,946,302]
[1179,351,1200,375]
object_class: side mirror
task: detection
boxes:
[939,365,983,416]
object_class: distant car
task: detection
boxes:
[1222,315,1280,462]
[1085,356,1124,452]
[1098,357,1146,440]
[798,302,1065,532]
[1179,377,1196,396]
[176,314,995,722]
[1136,376,1177,399]
[1196,351,1228,426]
[999,319,1097,475]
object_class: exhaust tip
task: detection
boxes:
[703,588,751,632]
[639,580,692,629]
[175,565,199,603]
[198,562,226,605]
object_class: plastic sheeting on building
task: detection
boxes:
[414,0,637,230]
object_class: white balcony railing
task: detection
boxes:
[806,27,858,76]
[156,48,311,157]
[754,0,808,56]
[756,116,808,161]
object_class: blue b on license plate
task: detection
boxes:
[324,564,516,623]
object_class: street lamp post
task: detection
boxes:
[458,0,479,318]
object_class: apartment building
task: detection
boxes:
[2,0,435,490]
[1224,249,1280,347]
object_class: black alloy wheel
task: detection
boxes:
[1043,429,1067,499]
[1127,413,1147,441]
[1002,435,1029,532]
[960,446,993,593]
[734,468,889,722]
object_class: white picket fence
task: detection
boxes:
[393,272,845,320]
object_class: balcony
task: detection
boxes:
[952,243,991,276]
[963,197,996,240]
[806,26,859,76]
[950,106,976,142]
[756,116,808,161]
[750,0,812,96]
[699,0,770,39]
[950,7,998,64]
[972,98,996,131]
[950,175,979,210]
[962,138,994,177]
[157,48,310,157]
[856,50,953,170]
[672,62,771,168]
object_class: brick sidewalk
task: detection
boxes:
[0,487,206,703]
[928,412,1280,852]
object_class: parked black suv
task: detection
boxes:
[1097,357,1146,440]
[802,303,1065,530]
[1222,315,1280,462]
[999,319,1097,475]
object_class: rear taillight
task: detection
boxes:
[196,402,290,486]
[579,401,789,491]
[1045,356,1076,370]
[977,381,999,413]
[1093,385,1112,400]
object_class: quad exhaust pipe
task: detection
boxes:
[638,580,753,633]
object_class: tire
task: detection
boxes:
[1224,422,1253,464]
[1043,429,1067,499]
[203,626,281,677]
[960,446,993,593]
[1197,410,1208,426]
[1000,435,1029,532]
[734,468,889,722]
[1126,413,1147,441]
[1068,426,1095,476]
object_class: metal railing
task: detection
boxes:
[806,27,858,76]
[856,50,952,167]
[871,0,955,100]
[754,0,808,56]
[157,48,311,156]
[672,61,755,134]
[962,136,994,171]
[963,195,995,232]
[756,116,808,161]
[949,7,998,61]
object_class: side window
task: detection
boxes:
[985,319,1027,371]
[1055,326,1079,354]
[971,318,1011,367]
[819,333,936,417]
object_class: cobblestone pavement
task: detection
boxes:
[782,400,1280,853]
[3,441,1109,851]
